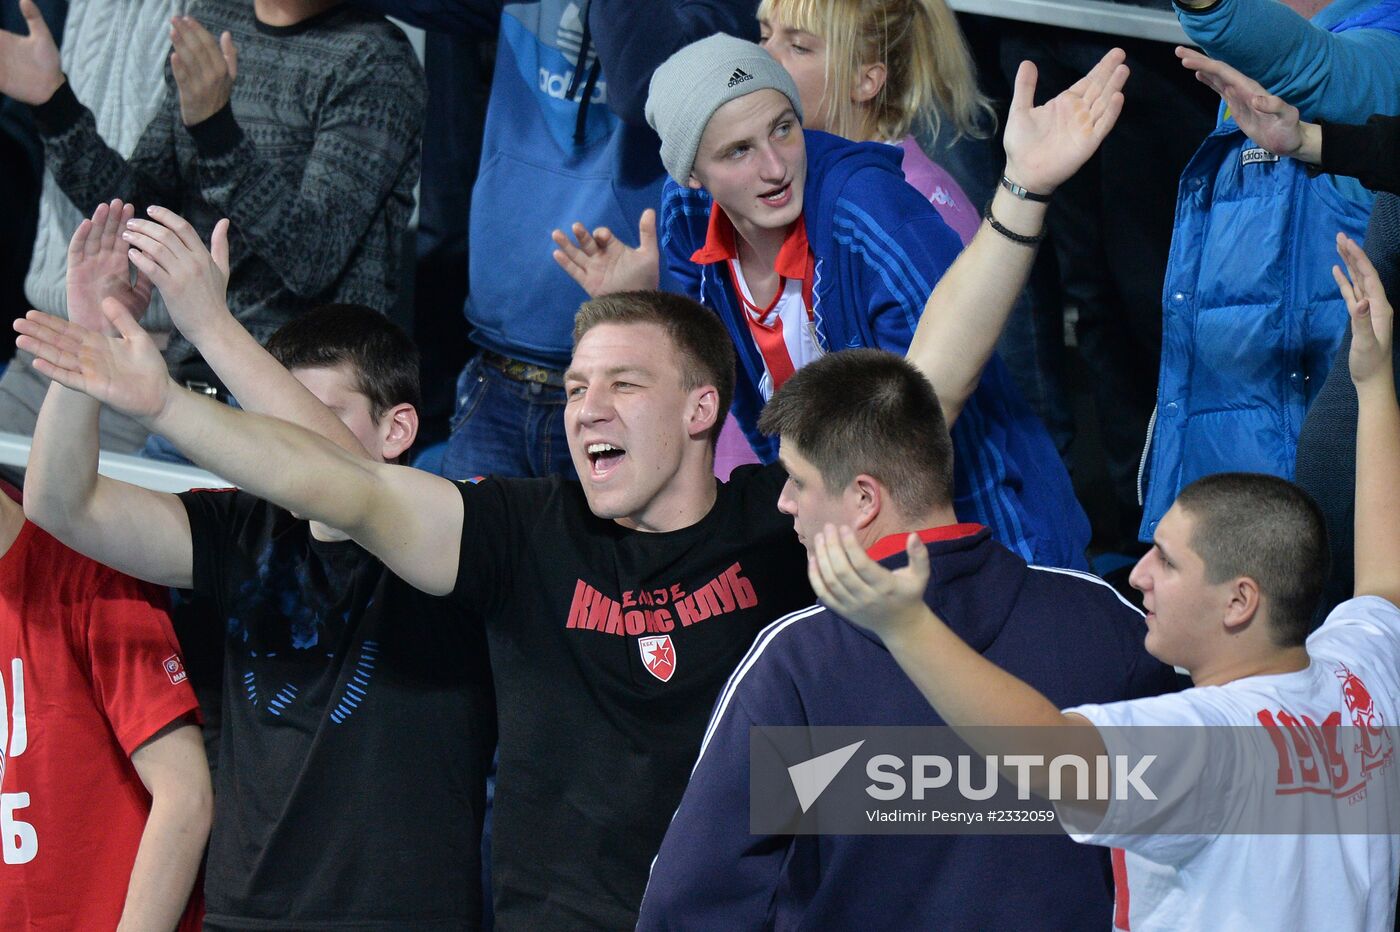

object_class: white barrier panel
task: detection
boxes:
[949,0,1188,44]
[0,431,229,494]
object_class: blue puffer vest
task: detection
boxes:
[1138,4,1400,542]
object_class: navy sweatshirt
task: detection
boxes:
[637,526,1179,931]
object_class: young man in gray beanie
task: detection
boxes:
[554,33,1106,572]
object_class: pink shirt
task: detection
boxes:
[896,136,978,245]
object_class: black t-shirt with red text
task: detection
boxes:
[453,463,811,931]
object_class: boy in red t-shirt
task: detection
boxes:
[0,482,209,930]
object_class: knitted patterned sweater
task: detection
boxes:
[32,0,424,368]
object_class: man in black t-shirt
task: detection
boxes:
[19,57,1130,928]
[24,205,493,930]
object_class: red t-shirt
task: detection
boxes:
[0,518,202,930]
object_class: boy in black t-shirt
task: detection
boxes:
[23,203,493,930]
[19,56,1127,929]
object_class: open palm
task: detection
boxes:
[1003,48,1129,196]
[1333,234,1395,388]
[14,301,170,420]
[551,209,659,298]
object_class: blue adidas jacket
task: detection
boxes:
[357,0,760,368]
[661,130,1092,569]
[1140,0,1400,540]
[637,527,1180,931]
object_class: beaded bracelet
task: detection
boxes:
[982,200,1046,246]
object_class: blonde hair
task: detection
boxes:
[758,0,994,143]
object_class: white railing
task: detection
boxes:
[949,0,1188,44]
[0,431,229,493]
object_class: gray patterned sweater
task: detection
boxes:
[32,0,424,368]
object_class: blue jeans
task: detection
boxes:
[440,353,576,481]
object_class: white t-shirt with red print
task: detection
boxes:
[1065,596,1400,932]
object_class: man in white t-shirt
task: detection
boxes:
[806,232,1400,931]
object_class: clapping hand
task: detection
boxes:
[0,0,63,105]
[66,200,152,335]
[1333,233,1395,391]
[170,15,237,127]
[123,206,231,344]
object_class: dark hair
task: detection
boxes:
[757,348,953,516]
[1175,473,1329,647]
[265,304,421,418]
[573,291,736,445]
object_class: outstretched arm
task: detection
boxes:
[1334,235,1400,604]
[120,720,212,932]
[25,201,197,588]
[808,525,1107,808]
[907,48,1128,425]
[123,206,366,456]
[15,302,465,596]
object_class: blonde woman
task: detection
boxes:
[758,0,993,242]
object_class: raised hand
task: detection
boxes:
[123,206,231,343]
[0,0,64,105]
[551,208,659,298]
[14,300,173,420]
[1175,47,1313,159]
[1333,233,1395,390]
[170,15,238,127]
[67,200,153,335]
[807,525,931,642]
[1002,48,1129,197]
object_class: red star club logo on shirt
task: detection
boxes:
[639,635,676,683]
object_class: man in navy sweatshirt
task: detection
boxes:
[636,349,1179,930]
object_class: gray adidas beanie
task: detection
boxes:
[645,33,804,185]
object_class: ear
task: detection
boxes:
[852,61,887,105]
[848,473,884,530]
[1221,576,1262,633]
[686,173,705,191]
[379,402,420,462]
[686,385,720,441]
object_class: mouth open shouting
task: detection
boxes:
[587,442,628,481]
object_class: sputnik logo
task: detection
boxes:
[639,635,676,682]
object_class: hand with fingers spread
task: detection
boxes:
[14,300,174,421]
[123,206,232,344]
[1333,233,1396,391]
[1002,47,1129,197]
[807,525,932,644]
[1175,46,1318,162]
[551,208,659,297]
[67,200,153,335]
[0,0,64,105]
[169,15,238,127]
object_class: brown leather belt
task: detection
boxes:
[481,350,566,388]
